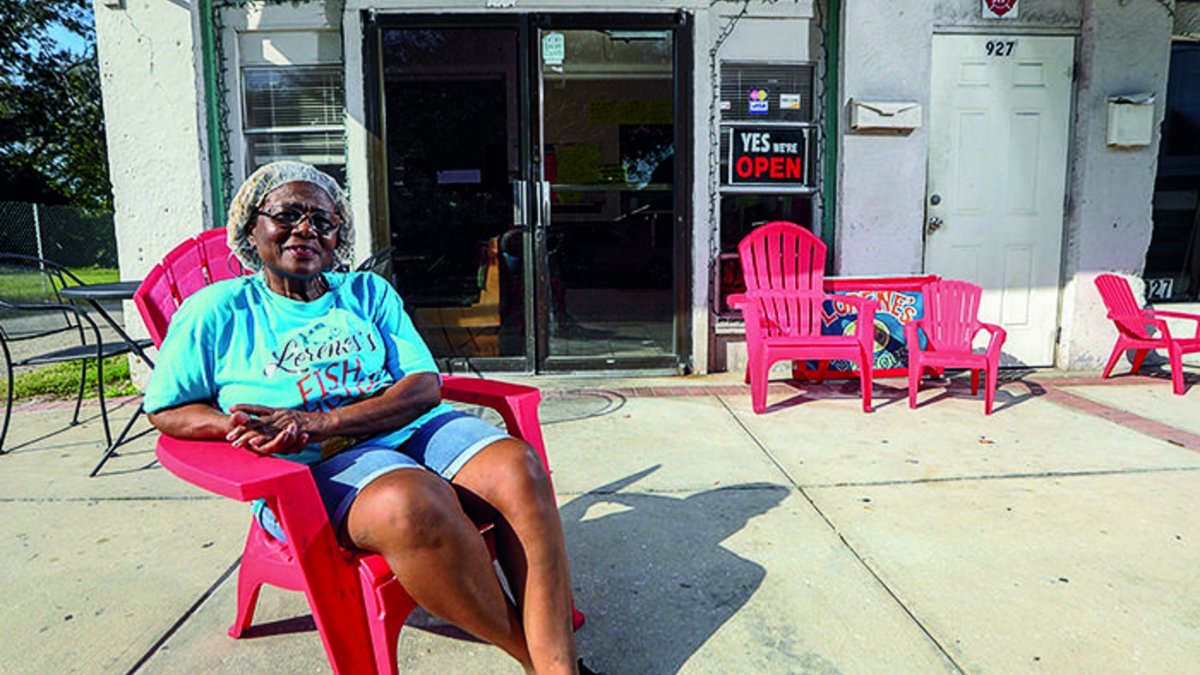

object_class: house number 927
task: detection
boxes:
[986,40,1016,56]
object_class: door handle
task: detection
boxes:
[512,180,528,229]
[537,180,551,231]
[927,216,943,234]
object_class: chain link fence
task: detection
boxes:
[0,201,117,268]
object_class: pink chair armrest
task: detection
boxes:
[155,433,372,663]
[904,319,924,349]
[979,322,1007,353]
[1145,310,1200,338]
[155,436,311,503]
[440,375,550,468]
[441,374,539,406]
[835,294,879,349]
[726,292,748,309]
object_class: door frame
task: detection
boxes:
[923,31,1077,367]
[364,11,693,374]
[365,13,531,372]
[530,12,693,373]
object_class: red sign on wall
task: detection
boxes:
[982,0,1018,19]
[727,127,810,186]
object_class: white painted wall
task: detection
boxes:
[92,0,208,278]
[836,2,936,275]
[1057,1,1173,369]
[838,0,1179,371]
[837,0,1082,276]
[93,0,210,385]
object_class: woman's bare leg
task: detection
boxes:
[345,468,533,670]
[453,439,578,674]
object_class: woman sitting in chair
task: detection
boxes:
[144,161,583,674]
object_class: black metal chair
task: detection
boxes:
[355,245,396,280]
[0,254,143,454]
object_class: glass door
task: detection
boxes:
[375,15,688,373]
[534,20,685,371]
[380,20,530,369]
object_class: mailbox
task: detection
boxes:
[1106,93,1156,147]
[849,99,922,132]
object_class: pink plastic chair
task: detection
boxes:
[135,228,248,346]
[138,231,582,675]
[1095,273,1200,395]
[905,280,1007,414]
[728,221,878,413]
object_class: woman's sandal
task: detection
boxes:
[578,658,605,675]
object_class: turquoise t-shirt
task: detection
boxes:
[143,271,451,465]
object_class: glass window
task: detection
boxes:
[1146,42,1200,302]
[242,66,346,183]
[714,194,814,314]
[715,63,817,317]
[718,62,814,123]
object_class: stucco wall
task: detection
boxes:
[92,0,208,279]
[838,0,1179,371]
[836,2,936,275]
[1057,0,1173,369]
[837,0,1082,276]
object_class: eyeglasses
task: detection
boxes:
[254,208,341,236]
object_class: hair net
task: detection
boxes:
[225,161,354,271]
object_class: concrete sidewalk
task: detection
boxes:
[3,370,1199,674]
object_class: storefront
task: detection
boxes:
[94,1,1197,376]
[363,14,691,373]
[196,1,827,375]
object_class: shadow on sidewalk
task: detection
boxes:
[560,466,789,673]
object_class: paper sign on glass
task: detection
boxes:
[542,32,565,65]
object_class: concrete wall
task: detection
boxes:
[92,0,208,279]
[836,3,934,276]
[837,0,1081,276]
[1058,1,1173,369]
[839,0,1176,371]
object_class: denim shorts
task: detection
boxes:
[253,410,509,543]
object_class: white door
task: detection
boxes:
[925,35,1074,366]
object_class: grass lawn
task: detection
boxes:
[2,355,137,401]
[2,266,133,401]
[70,266,121,285]
[0,265,119,301]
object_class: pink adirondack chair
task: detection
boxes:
[905,280,1007,414]
[1095,273,1200,395]
[729,221,878,413]
[137,230,582,675]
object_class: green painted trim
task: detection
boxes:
[821,0,840,251]
[198,0,225,227]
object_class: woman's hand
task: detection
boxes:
[226,405,320,455]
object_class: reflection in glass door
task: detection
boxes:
[381,24,527,365]
[376,16,687,372]
[537,27,679,369]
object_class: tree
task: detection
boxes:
[0,0,111,211]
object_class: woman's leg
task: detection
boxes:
[344,468,533,670]
[452,438,578,675]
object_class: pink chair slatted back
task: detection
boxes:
[1095,274,1152,339]
[134,263,177,347]
[738,221,826,294]
[134,229,252,348]
[200,228,247,282]
[748,291,826,339]
[165,238,211,301]
[921,280,984,350]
